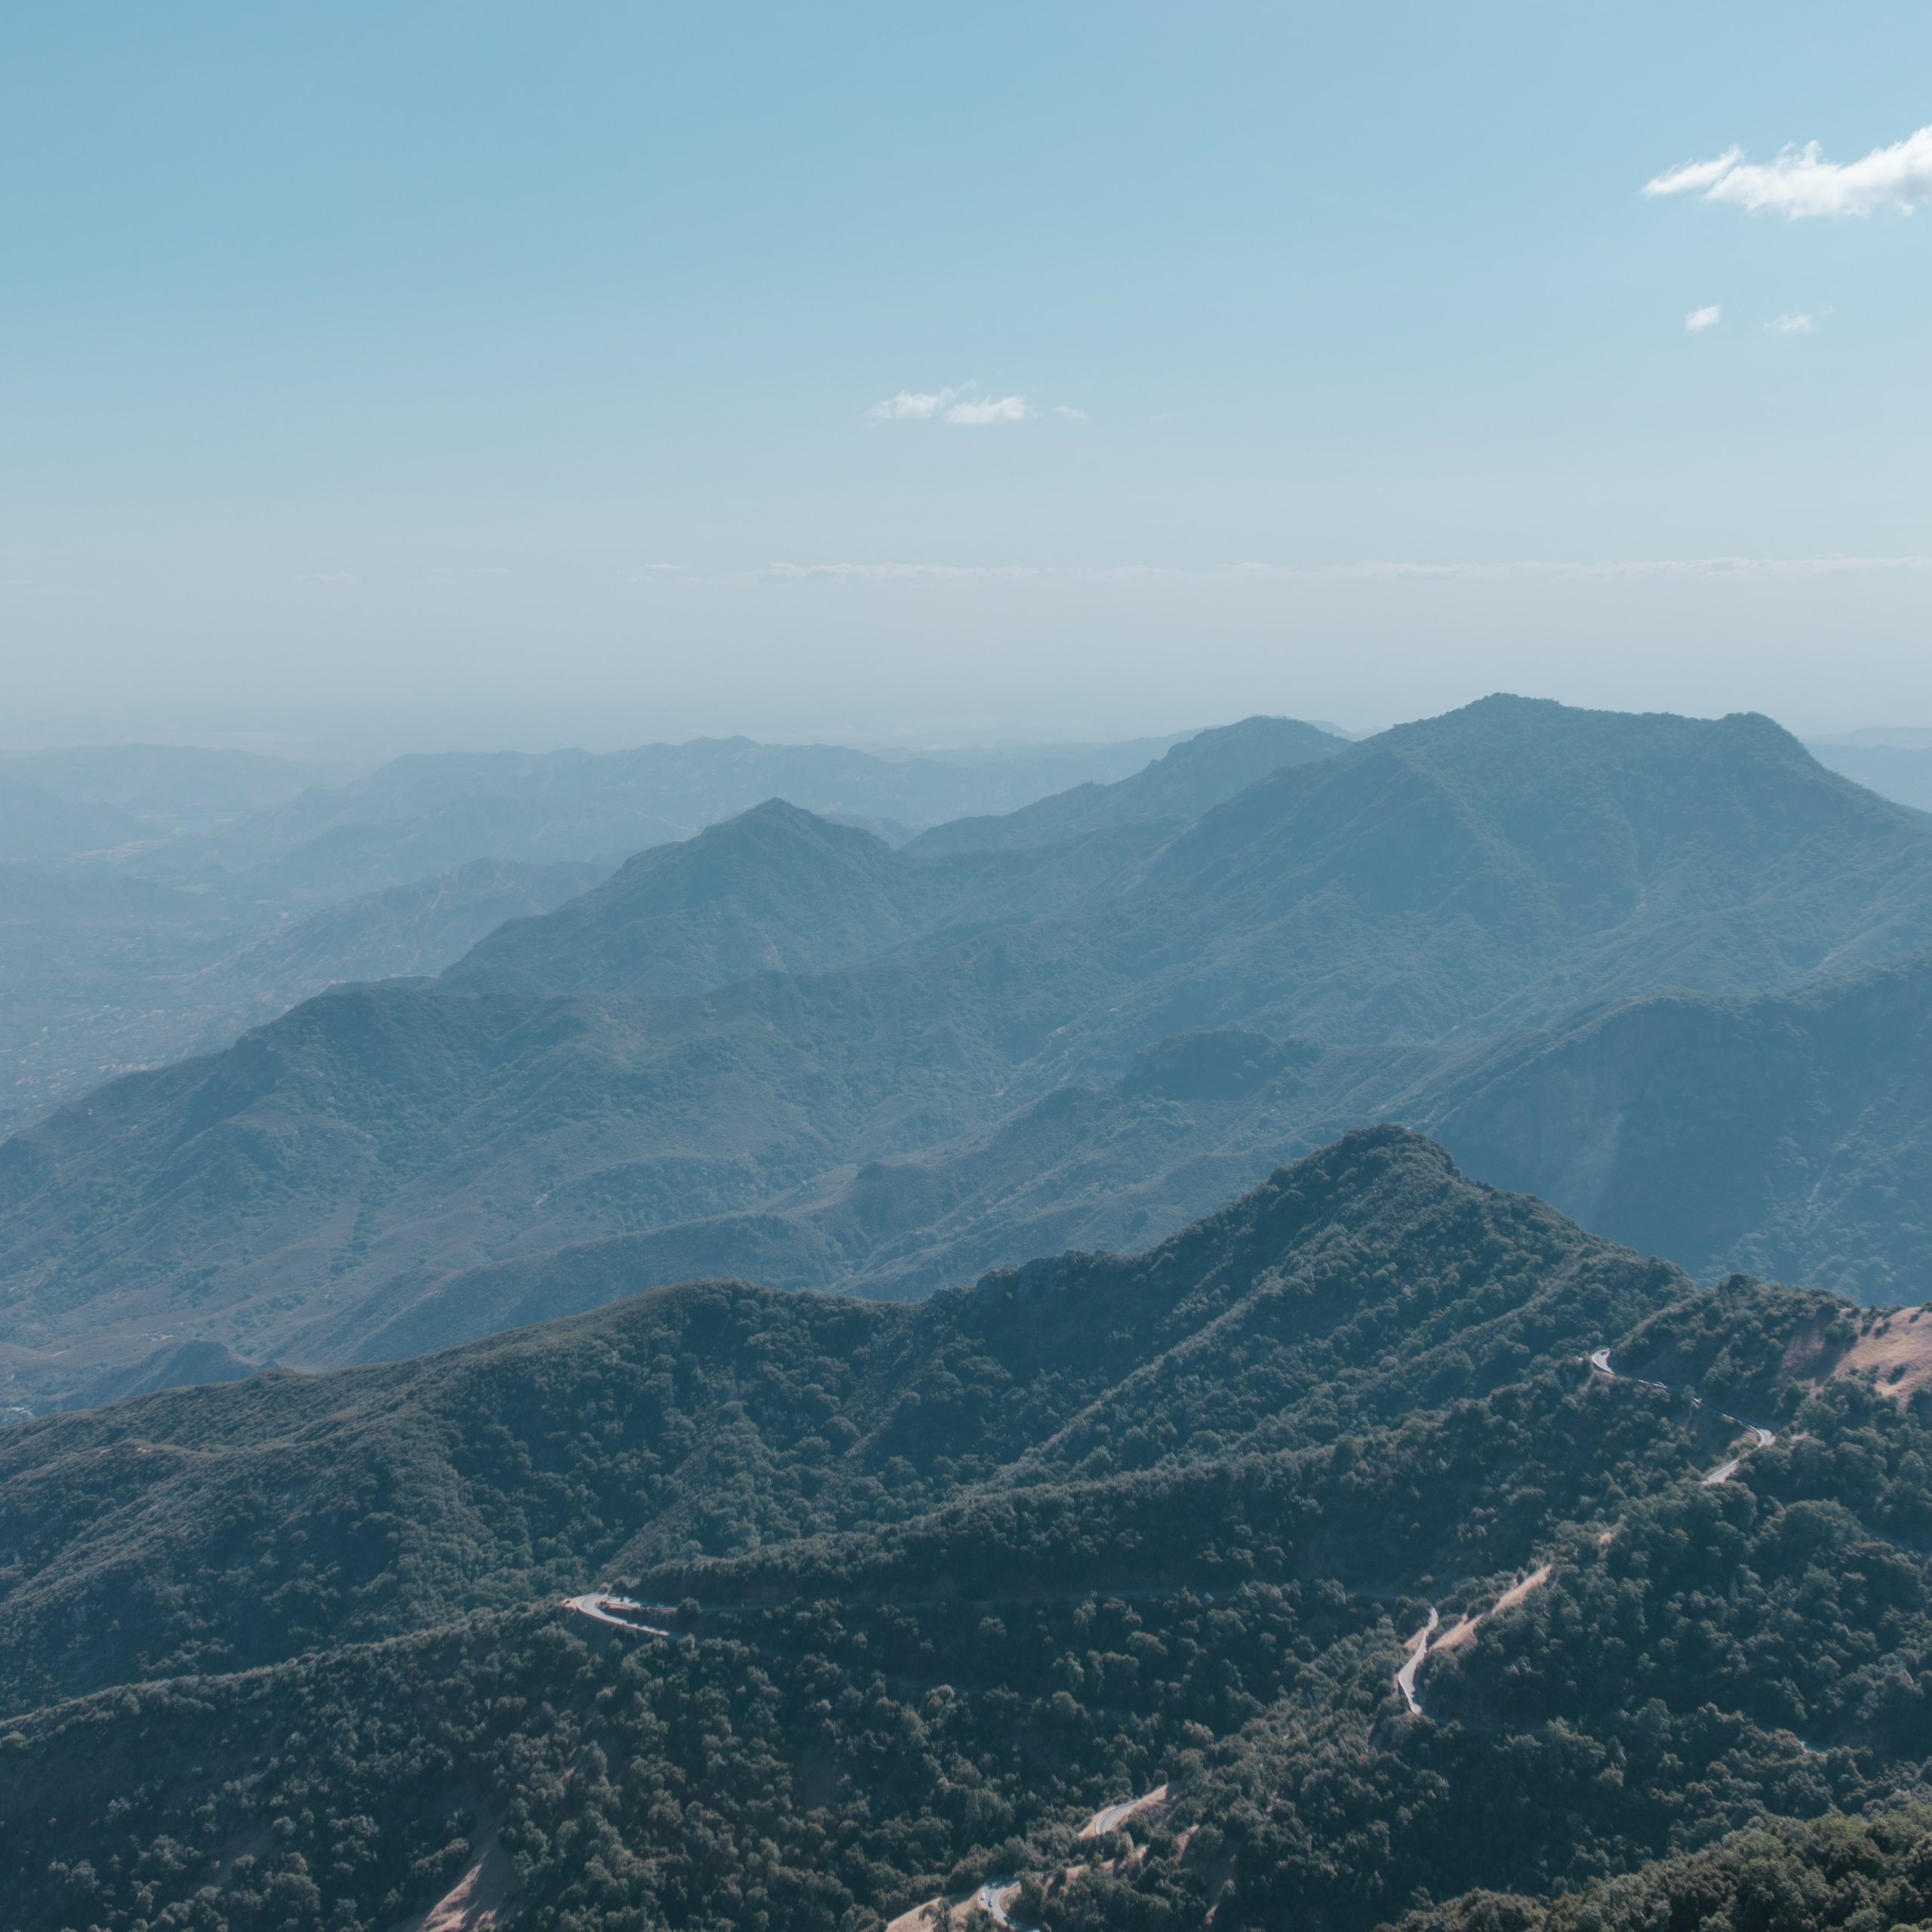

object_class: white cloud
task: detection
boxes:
[867,384,1084,426]
[1766,312,1817,333]
[1645,149,1743,198]
[869,388,958,421]
[1644,124,1932,217]
[945,394,1031,426]
[1684,303,1722,332]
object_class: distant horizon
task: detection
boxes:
[0,694,1921,766]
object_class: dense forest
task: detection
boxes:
[1,1131,1926,1930]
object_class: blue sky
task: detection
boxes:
[5,2,1930,749]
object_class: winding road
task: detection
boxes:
[561,1593,675,1637]
[1395,1607,1438,1715]
[1079,1783,1170,1841]
[1393,1346,1782,1715]
[1589,1345,1777,1483]
[976,1878,1032,1928]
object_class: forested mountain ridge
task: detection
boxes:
[1396,1807,1932,1932]
[1,1130,1927,1932]
[8,697,1932,1407]
[0,1128,1705,1713]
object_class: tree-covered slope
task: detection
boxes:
[1399,1807,1932,1932]
[0,1129,1700,1712]
[0,1134,1927,1932]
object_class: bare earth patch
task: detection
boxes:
[886,1895,974,1930]
[1832,1306,1932,1404]
[1434,1564,1553,1658]
[401,1827,516,1932]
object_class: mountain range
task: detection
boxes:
[7,695,1932,1410]
[131,729,1214,903]
[0,725,1227,1134]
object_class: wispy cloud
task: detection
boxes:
[869,388,959,422]
[1766,312,1817,333]
[866,383,1083,426]
[294,571,360,584]
[1644,124,1932,217]
[760,561,1168,582]
[1684,303,1722,332]
[755,555,1932,586]
[1235,555,1932,582]
[946,394,1031,426]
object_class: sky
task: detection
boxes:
[4,2,1930,752]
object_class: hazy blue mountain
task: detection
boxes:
[0,742,348,837]
[1806,738,1932,814]
[11,696,1932,1404]
[140,731,1199,901]
[0,775,146,862]
[0,855,601,1141]
[904,713,1346,855]
[443,797,1163,1000]
[1423,951,1932,1302]
[1106,694,1932,1048]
